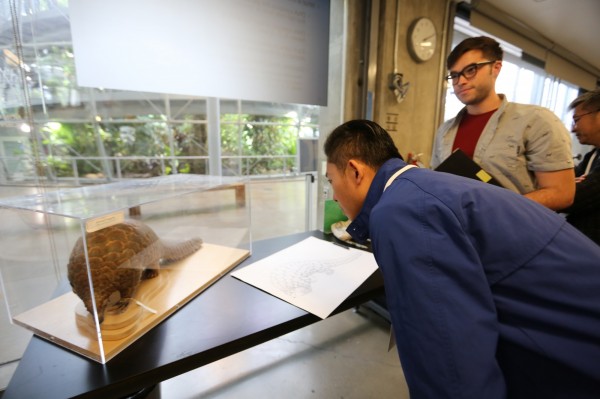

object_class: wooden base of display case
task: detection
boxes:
[13,243,250,363]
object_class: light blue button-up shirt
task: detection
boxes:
[431,95,574,194]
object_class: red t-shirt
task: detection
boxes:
[452,109,497,159]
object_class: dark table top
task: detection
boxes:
[3,230,384,399]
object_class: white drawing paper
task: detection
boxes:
[231,236,378,318]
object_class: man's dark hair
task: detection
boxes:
[447,36,503,69]
[569,89,600,112]
[324,120,402,171]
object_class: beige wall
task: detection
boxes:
[344,0,453,167]
[315,0,454,231]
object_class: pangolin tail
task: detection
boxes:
[160,237,203,262]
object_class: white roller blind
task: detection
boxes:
[545,53,597,91]
[470,9,597,90]
[470,11,546,61]
[70,0,330,105]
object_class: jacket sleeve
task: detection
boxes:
[523,107,574,171]
[560,171,600,215]
[370,185,506,399]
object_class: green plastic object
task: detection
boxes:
[323,199,348,234]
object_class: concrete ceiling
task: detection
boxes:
[482,0,600,76]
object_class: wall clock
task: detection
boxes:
[407,17,437,63]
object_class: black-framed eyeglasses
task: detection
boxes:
[572,110,599,125]
[445,61,496,85]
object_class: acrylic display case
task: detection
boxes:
[0,175,251,364]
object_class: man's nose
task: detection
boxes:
[454,74,467,85]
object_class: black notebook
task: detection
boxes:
[434,149,503,187]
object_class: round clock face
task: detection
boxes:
[408,17,437,62]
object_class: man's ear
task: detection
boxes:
[347,159,366,184]
[493,61,502,78]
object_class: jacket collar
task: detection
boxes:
[346,158,407,243]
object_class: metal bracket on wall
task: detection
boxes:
[388,72,410,103]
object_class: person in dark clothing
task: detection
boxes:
[559,89,600,245]
[325,119,600,398]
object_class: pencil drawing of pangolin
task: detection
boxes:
[270,252,361,298]
[67,219,202,323]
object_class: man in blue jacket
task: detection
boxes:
[324,119,600,398]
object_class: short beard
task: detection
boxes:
[459,85,489,106]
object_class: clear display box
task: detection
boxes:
[0,175,251,363]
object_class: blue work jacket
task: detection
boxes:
[347,158,600,399]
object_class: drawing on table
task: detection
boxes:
[231,236,378,319]
[270,252,360,298]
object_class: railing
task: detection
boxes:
[0,154,302,185]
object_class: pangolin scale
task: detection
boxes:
[67,219,202,323]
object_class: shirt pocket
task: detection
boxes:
[487,134,526,171]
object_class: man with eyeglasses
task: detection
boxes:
[558,89,600,245]
[431,36,575,211]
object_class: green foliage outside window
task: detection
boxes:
[221,114,298,175]
[40,111,302,179]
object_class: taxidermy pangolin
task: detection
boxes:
[67,219,202,323]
